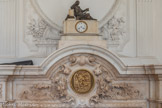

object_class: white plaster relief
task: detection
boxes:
[100,0,128,52]
[100,16,127,51]
[24,0,60,57]
[30,0,130,53]
[25,0,130,55]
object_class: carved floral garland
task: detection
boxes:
[27,19,47,39]
[20,66,75,105]
[100,16,127,50]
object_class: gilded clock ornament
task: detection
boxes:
[70,70,94,94]
[75,21,88,33]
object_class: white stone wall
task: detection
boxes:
[153,0,162,64]
[0,0,161,65]
[0,0,18,58]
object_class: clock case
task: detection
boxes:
[75,21,88,33]
[63,19,99,36]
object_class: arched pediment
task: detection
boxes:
[16,45,146,107]
[41,45,127,76]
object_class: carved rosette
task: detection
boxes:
[19,54,143,107]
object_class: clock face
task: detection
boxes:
[75,21,88,33]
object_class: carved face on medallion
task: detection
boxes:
[70,70,94,94]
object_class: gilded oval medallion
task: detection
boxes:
[71,70,94,94]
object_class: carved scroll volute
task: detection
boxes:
[69,55,96,66]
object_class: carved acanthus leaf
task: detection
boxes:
[20,63,75,105]
[90,68,143,105]
[100,16,127,51]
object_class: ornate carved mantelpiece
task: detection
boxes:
[15,53,146,108]
[0,45,160,108]
[0,1,162,108]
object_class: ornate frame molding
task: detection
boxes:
[40,45,126,75]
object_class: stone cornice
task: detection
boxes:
[0,45,162,78]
